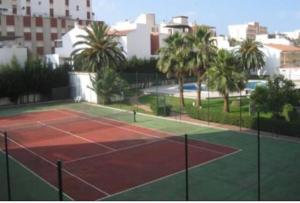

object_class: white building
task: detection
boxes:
[51,13,200,64]
[256,34,293,46]
[228,22,268,41]
[283,30,300,40]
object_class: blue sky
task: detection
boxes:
[92,0,300,35]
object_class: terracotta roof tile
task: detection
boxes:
[266,44,300,51]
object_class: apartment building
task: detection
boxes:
[228,22,268,41]
[0,0,96,56]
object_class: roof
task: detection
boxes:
[266,44,300,52]
[108,29,135,36]
[172,16,189,19]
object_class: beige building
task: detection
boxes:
[228,22,268,41]
[0,0,99,56]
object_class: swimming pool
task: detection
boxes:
[183,80,267,91]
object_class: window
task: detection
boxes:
[12,6,17,14]
[36,33,44,41]
[65,10,69,17]
[37,47,44,55]
[87,0,90,7]
[35,17,43,27]
[6,15,15,26]
[65,0,69,6]
[76,5,79,11]
[50,8,54,17]
[50,18,57,27]
[26,6,31,15]
[51,33,58,40]
[49,0,53,4]
[23,16,31,27]
[24,32,31,41]
[87,12,90,19]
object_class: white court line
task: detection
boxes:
[80,117,227,156]
[0,115,82,131]
[65,139,162,164]
[37,121,116,152]
[61,107,241,152]
[5,136,111,197]
[97,149,242,201]
[0,148,74,201]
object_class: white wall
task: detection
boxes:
[0,47,27,66]
[280,68,300,81]
[126,24,151,59]
[55,24,88,58]
[69,72,98,103]
[259,46,281,76]
[256,34,292,45]
[228,24,248,41]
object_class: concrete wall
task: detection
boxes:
[0,47,27,66]
[280,68,300,81]
[126,24,151,58]
[69,72,97,103]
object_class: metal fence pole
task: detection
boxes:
[257,112,261,201]
[185,134,189,201]
[240,90,242,131]
[207,77,210,125]
[4,132,12,201]
[57,161,64,201]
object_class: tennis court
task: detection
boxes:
[0,102,300,201]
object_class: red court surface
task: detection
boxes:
[0,109,240,200]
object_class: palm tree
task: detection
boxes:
[157,33,191,107]
[71,22,126,72]
[207,49,246,113]
[237,39,265,76]
[186,26,217,107]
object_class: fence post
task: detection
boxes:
[4,132,12,201]
[57,161,63,201]
[257,112,261,201]
[185,134,189,201]
[240,90,242,131]
[207,77,210,125]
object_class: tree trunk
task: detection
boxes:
[196,75,202,108]
[224,93,230,113]
[178,77,185,107]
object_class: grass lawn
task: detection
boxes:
[139,94,256,116]
[0,101,300,200]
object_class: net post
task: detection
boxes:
[4,132,12,201]
[133,109,137,123]
[184,134,189,201]
[57,160,64,201]
[257,111,261,201]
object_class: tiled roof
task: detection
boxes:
[266,44,300,51]
[108,29,135,36]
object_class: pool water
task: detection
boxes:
[183,80,267,91]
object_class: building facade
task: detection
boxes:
[0,0,95,56]
[228,22,268,41]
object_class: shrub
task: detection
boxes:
[282,104,298,122]
[150,101,172,116]
[185,105,300,138]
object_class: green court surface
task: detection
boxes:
[0,101,300,201]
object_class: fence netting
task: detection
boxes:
[0,72,299,200]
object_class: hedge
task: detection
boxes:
[185,105,300,138]
[151,100,172,117]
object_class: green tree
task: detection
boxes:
[207,49,246,112]
[72,22,126,72]
[186,26,217,107]
[250,75,299,119]
[157,33,191,107]
[237,39,265,76]
[89,68,128,104]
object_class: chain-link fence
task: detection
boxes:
[0,72,299,200]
